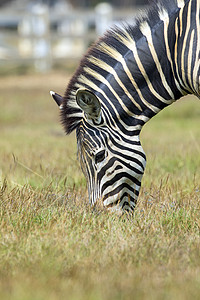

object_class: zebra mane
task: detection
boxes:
[61,0,186,134]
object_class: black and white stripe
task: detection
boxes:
[52,0,200,213]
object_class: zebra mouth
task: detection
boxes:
[103,193,136,213]
[105,198,121,208]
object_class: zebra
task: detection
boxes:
[50,0,200,213]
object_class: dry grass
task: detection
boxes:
[0,72,200,300]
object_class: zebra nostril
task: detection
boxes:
[107,170,114,176]
[115,165,123,171]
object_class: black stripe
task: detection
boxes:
[103,182,140,200]
[101,172,141,195]
[107,144,145,170]
[97,157,143,182]
[105,132,146,159]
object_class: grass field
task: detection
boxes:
[0,71,200,300]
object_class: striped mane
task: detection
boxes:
[61,0,185,134]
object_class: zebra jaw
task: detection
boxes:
[50,91,63,108]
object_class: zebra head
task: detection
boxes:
[51,89,146,213]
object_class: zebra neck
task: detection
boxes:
[63,0,199,135]
[110,0,200,129]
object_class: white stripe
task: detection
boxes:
[115,30,177,103]
[181,0,193,91]
[97,42,160,114]
[77,75,143,132]
[187,29,195,89]
[159,8,185,95]
[88,55,143,112]
[174,16,187,92]
[192,0,200,92]
[84,65,149,121]
[177,0,185,8]
[103,185,139,206]
[140,21,175,99]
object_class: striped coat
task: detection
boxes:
[51,0,200,213]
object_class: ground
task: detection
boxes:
[0,71,200,300]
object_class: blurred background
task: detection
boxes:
[0,0,149,73]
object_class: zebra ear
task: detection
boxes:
[50,91,63,108]
[76,89,101,121]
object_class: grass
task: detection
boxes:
[0,72,200,300]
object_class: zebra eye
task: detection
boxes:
[95,150,106,164]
